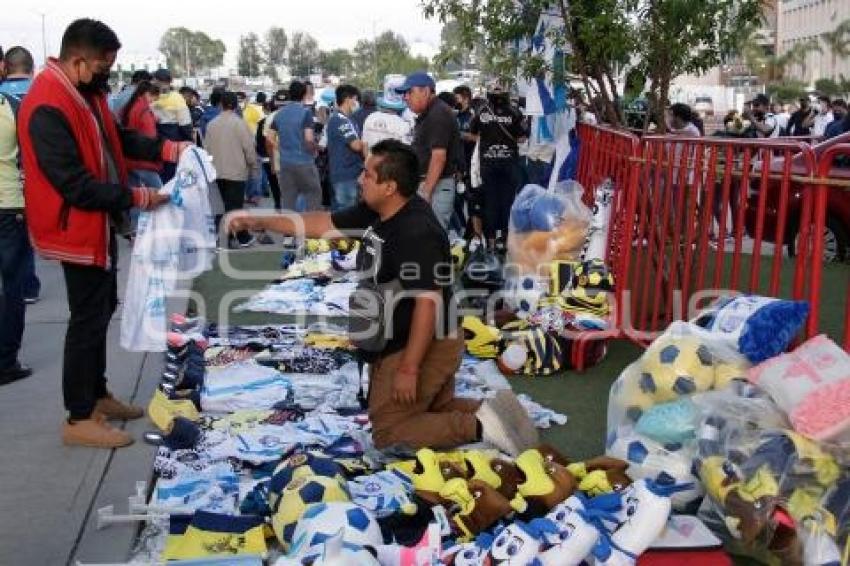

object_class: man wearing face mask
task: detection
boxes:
[747,94,780,138]
[824,99,849,139]
[326,84,367,211]
[18,18,190,448]
[811,95,834,138]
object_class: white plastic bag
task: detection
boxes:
[120,148,217,351]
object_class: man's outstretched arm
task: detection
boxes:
[226,210,342,240]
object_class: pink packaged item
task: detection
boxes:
[748,335,850,441]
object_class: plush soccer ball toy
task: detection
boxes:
[271,475,351,548]
[279,530,380,566]
[609,364,656,423]
[713,361,748,390]
[268,452,345,510]
[607,427,703,511]
[292,502,383,555]
[638,335,716,403]
[505,274,547,319]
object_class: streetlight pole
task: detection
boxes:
[40,12,47,65]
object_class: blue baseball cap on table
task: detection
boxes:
[394,71,435,93]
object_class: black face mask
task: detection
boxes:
[78,71,111,95]
[753,110,765,120]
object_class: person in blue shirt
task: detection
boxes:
[327,84,367,211]
[269,81,322,211]
[824,99,849,139]
[0,46,41,306]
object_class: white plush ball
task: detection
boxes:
[500,343,528,373]
[606,427,703,510]
[292,502,383,555]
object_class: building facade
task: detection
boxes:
[777,0,850,83]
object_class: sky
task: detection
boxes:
[1,0,444,71]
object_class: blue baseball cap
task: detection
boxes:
[394,71,435,94]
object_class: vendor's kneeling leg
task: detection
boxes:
[369,336,480,450]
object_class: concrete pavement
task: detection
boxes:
[0,239,182,566]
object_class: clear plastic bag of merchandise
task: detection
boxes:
[607,321,751,434]
[507,182,591,275]
[693,385,850,565]
[604,321,755,511]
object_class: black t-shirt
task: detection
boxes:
[331,196,454,356]
[470,104,525,165]
[787,109,812,136]
[412,98,463,178]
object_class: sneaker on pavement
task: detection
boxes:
[95,393,144,420]
[476,390,539,457]
[0,362,33,386]
[62,414,133,448]
[257,232,275,245]
[238,235,257,248]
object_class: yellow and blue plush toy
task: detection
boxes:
[271,475,350,549]
[638,334,717,403]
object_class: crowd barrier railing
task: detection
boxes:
[575,124,849,352]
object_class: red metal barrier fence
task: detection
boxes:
[576,124,850,351]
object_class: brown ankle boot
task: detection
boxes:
[95,393,144,420]
[62,414,133,448]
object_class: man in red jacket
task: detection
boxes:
[18,19,188,448]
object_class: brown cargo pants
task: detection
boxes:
[368,335,481,449]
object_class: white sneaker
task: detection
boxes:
[476,390,539,457]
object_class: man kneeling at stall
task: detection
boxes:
[228,139,537,456]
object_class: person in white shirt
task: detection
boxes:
[666,103,702,186]
[811,95,834,138]
[362,96,412,150]
[772,103,790,135]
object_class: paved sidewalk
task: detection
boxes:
[0,240,179,566]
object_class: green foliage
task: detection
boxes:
[289,32,320,78]
[815,78,841,97]
[422,0,761,128]
[350,31,429,89]
[237,33,263,77]
[264,27,288,66]
[158,27,226,76]
[319,49,354,78]
[766,79,808,102]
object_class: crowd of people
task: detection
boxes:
[663,93,850,140]
[0,17,557,450]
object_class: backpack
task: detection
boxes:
[256,116,268,157]
[0,91,23,171]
